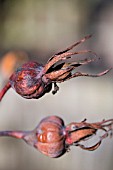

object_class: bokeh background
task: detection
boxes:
[0,0,113,170]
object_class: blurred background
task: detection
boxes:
[0,0,113,170]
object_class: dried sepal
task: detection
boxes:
[65,119,113,151]
[0,35,111,101]
[0,116,112,158]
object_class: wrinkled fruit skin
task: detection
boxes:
[9,62,52,99]
[34,116,66,158]
[0,116,113,158]
[0,35,111,102]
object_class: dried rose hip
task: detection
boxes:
[0,35,111,101]
[0,116,112,158]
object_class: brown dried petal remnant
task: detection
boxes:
[0,35,111,101]
[0,116,112,158]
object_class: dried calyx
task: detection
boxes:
[0,116,112,158]
[0,35,111,101]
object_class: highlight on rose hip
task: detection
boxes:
[0,116,113,158]
[0,35,111,101]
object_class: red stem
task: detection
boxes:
[0,130,26,139]
[0,82,11,101]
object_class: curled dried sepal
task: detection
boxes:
[44,35,93,72]
[0,116,112,158]
[65,119,113,151]
[0,35,111,101]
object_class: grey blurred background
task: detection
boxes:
[0,0,113,170]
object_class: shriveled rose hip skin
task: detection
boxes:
[0,35,111,101]
[0,116,112,158]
